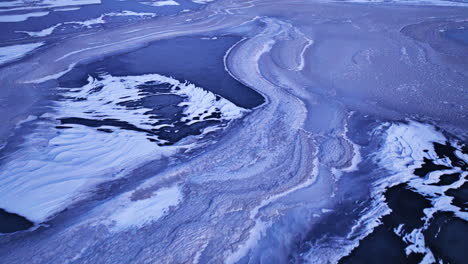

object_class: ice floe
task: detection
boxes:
[226,158,320,264]
[375,121,467,220]
[0,72,246,223]
[374,121,467,262]
[139,0,180,7]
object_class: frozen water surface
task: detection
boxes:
[0,0,466,263]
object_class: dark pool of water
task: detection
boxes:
[59,35,264,109]
[424,212,467,264]
[339,224,416,264]
[54,34,265,148]
[0,209,33,234]
[340,139,467,264]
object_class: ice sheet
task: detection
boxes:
[0,72,246,223]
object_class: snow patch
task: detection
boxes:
[141,0,180,7]
[333,0,468,6]
[190,0,215,4]
[0,42,44,66]
[0,72,245,223]
[374,121,467,262]
[0,0,100,13]
[109,185,183,231]
[0,11,49,22]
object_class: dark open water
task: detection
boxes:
[59,36,264,109]
[340,138,467,264]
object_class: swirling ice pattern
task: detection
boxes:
[0,14,354,263]
[0,0,466,263]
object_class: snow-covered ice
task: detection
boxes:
[107,185,183,231]
[0,42,44,66]
[0,72,246,223]
[16,11,157,37]
[0,11,49,22]
[140,0,180,7]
